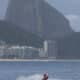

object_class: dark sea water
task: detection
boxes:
[0,61,80,80]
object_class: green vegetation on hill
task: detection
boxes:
[57,32,80,59]
[0,21,44,48]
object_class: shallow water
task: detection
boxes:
[0,61,80,80]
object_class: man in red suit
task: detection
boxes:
[42,73,48,80]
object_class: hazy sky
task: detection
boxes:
[0,0,80,31]
[0,0,9,19]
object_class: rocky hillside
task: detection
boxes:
[0,21,44,48]
[5,0,73,40]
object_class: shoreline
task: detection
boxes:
[0,59,80,62]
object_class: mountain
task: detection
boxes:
[0,21,44,48]
[4,0,73,59]
[57,32,80,59]
[5,0,73,40]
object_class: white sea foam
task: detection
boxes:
[16,74,61,80]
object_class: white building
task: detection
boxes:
[39,40,57,59]
[0,45,41,59]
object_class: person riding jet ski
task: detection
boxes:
[42,73,48,80]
